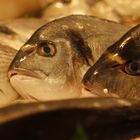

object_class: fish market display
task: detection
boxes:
[8,15,129,101]
[0,2,139,139]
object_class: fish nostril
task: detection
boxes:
[8,70,18,79]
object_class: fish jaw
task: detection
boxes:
[9,74,82,101]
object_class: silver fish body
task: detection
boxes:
[9,15,129,101]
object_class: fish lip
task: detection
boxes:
[8,68,47,80]
[82,80,92,92]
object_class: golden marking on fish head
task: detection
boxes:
[21,44,36,53]
[107,52,125,64]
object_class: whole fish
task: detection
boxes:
[0,18,47,106]
[83,23,140,100]
[8,15,129,101]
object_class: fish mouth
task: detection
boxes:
[82,80,100,97]
[8,68,47,80]
[82,79,93,92]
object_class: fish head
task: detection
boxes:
[83,24,140,99]
[8,25,93,100]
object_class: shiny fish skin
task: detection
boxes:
[9,15,129,101]
[83,23,140,100]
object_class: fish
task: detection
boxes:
[83,23,140,100]
[8,15,129,101]
[0,18,47,106]
[1,16,140,140]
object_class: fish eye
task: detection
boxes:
[123,60,140,75]
[37,41,56,57]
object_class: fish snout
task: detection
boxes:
[8,69,19,79]
[82,64,100,92]
[82,78,93,92]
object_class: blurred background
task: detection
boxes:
[0,0,140,26]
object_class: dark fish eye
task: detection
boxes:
[124,60,140,75]
[37,41,56,57]
[43,46,51,54]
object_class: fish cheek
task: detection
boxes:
[92,69,140,99]
[102,70,131,97]
[11,40,73,84]
[27,45,71,79]
[25,55,56,75]
[110,72,140,99]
